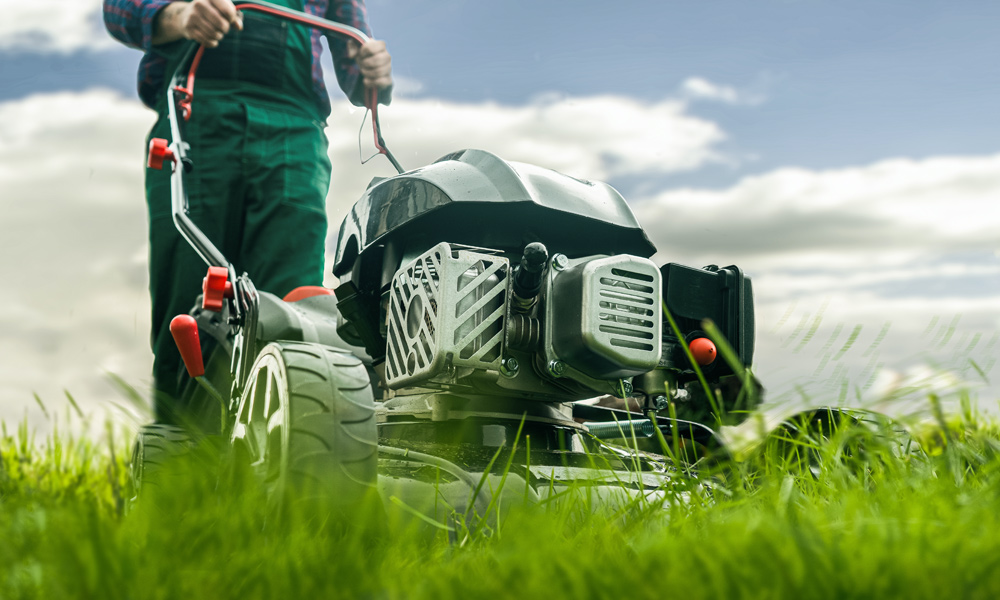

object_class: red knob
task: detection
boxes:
[689,337,717,366]
[170,315,205,378]
[202,266,232,312]
[147,138,175,171]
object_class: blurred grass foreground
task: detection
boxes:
[3,390,1000,600]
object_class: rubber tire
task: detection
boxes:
[126,423,193,512]
[236,342,378,509]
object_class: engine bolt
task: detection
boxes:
[551,254,569,271]
[547,360,567,377]
[501,357,520,377]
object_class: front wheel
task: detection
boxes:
[230,341,378,509]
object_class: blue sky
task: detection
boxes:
[5,0,999,185]
[1,0,998,425]
[374,1,1000,179]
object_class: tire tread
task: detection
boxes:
[270,342,378,506]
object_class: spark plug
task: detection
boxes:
[512,242,549,313]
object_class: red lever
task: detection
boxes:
[689,338,718,366]
[202,266,233,312]
[170,315,205,378]
[147,138,175,170]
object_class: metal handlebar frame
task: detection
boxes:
[154,0,400,400]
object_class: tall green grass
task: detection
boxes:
[3,394,1000,599]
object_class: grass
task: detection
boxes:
[4,392,1000,600]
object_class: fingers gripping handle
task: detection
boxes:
[176,1,370,121]
[228,2,400,171]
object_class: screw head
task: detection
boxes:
[501,357,520,376]
[551,254,570,271]
[547,360,567,377]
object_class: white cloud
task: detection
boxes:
[0,1,113,53]
[321,94,725,228]
[680,77,764,106]
[633,155,1000,412]
[391,75,425,97]
[0,89,155,427]
[635,154,1000,270]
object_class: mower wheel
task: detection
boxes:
[230,342,378,511]
[126,423,194,512]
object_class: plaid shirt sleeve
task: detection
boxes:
[103,0,176,52]
[104,0,179,108]
[326,0,392,107]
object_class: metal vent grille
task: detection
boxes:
[573,256,662,376]
[597,267,658,352]
[453,259,506,363]
[385,243,508,389]
[385,248,442,383]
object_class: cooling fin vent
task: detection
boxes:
[597,267,658,353]
[548,254,662,380]
[385,243,508,389]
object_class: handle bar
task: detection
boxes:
[161,0,400,271]
[173,1,372,120]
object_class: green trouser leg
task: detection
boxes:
[145,94,331,424]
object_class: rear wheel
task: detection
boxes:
[230,342,378,510]
[126,423,194,512]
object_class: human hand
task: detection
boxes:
[178,0,244,48]
[347,39,393,90]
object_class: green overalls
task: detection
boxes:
[145,1,331,423]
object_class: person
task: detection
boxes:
[103,0,393,427]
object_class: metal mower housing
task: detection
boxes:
[332,149,657,297]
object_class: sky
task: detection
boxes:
[1,0,999,429]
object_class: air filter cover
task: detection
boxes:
[385,243,508,389]
[548,255,662,380]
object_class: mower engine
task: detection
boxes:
[327,149,759,426]
[382,242,662,401]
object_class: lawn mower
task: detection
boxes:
[134,0,761,527]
